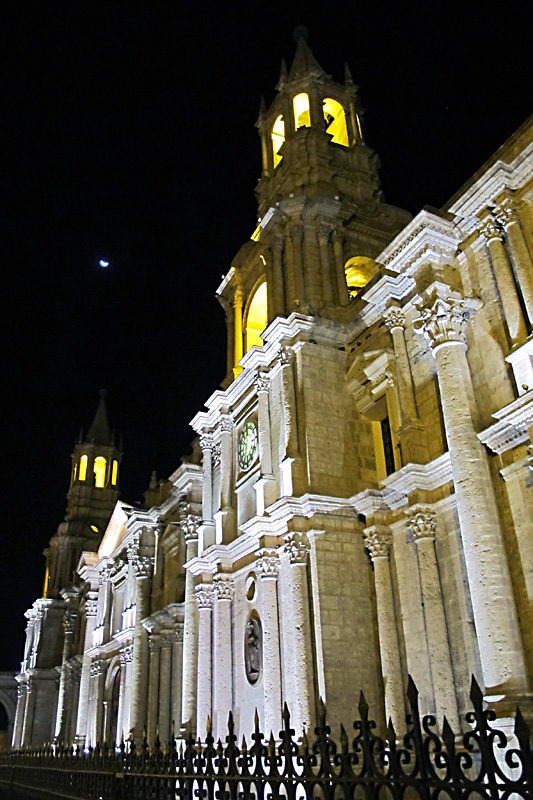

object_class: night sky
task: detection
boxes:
[2,1,530,670]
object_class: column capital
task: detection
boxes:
[278,345,293,367]
[317,221,333,244]
[218,414,234,433]
[254,369,270,394]
[148,635,161,653]
[383,305,406,332]
[199,432,214,451]
[131,555,153,579]
[413,286,480,351]
[479,215,503,243]
[256,549,280,579]
[174,622,184,642]
[493,198,520,228]
[120,645,134,664]
[406,504,437,542]
[195,584,214,609]
[363,525,392,559]
[178,504,201,542]
[284,532,309,565]
[213,575,234,600]
[85,597,98,618]
[233,288,243,308]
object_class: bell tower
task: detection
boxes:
[217,28,411,385]
[43,390,122,598]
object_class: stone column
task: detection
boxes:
[406,507,460,730]
[121,645,134,739]
[302,222,320,309]
[496,200,533,327]
[116,651,128,745]
[272,234,285,317]
[75,595,98,746]
[213,576,234,740]
[332,230,350,306]
[480,216,527,345]
[54,603,78,742]
[383,307,417,423]
[147,636,160,746]
[91,660,106,745]
[12,684,27,749]
[199,435,215,550]
[257,551,282,738]
[233,288,243,378]
[283,533,314,736]
[291,224,306,304]
[129,556,151,743]
[195,584,213,740]
[414,287,529,703]
[158,634,173,744]
[218,416,235,541]
[180,512,201,737]
[363,526,405,733]
[171,624,183,737]
[318,223,334,307]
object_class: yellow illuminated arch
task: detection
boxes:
[293,92,310,129]
[323,98,349,146]
[79,454,88,481]
[245,281,268,352]
[344,257,377,297]
[271,115,285,168]
[111,460,118,486]
[94,456,107,488]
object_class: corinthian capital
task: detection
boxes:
[256,549,280,579]
[284,532,309,565]
[195,584,214,609]
[255,369,270,394]
[199,432,214,452]
[493,198,520,228]
[406,504,436,542]
[178,507,201,541]
[479,215,503,243]
[413,287,480,351]
[213,575,234,600]
[363,525,392,559]
[383,306,406,332]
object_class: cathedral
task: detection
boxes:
[10,33,533,751]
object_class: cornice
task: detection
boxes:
[377,210,458,275]
[381,453,453,495]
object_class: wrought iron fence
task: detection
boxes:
[0,676,531,800]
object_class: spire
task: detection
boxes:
[288,26,325,80]
[86,389,114,446]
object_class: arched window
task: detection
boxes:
[293,92,310,129]
[111,459,118,486]
[271,115,285,168]
[79,454,88,481]
[323,97,349,146]
[245,281,268,353]
[94,456,107,488]
[344,256,377,297]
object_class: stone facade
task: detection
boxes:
[11,35,533,749]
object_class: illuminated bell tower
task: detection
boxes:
[217,28,410,384]
[44,390,122,598]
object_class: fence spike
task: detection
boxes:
[318,696,326,726]
[206,714,212,734]
[406,674,418,709]
[387,717,396,743]
[358,690,369,720]
[469,674,484,713]
[514,706,531,751]
[282,701,291,726]
[442,715,455,750]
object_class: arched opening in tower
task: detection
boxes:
[245,281,268,352]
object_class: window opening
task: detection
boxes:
[323,97,349,146]
[293,92,310,129]
[271,115,285,168]
[245,282,268,352]
[94,456,106,488]
[79,454,88,481]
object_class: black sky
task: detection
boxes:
[2,1,530,669]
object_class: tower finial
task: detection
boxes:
[293,25,309,42]
[87,390,113,446]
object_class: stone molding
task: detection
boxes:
[195,584,214,609]
[363,525,392,559]
[284,532,309,565]
[406,504,437,541]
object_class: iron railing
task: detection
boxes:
[0,676,531,800]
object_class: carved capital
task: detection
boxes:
[406,504,437,542]
[317,222,333,244]
[213,576,234,601]
[90,659,105,678]
[132,556,153,579]
[63,611,77,635]
[195,584,214,609]
[199,433,214,452]
[479,215,503,243]
[383,306,406,332]
[120,645,134,664]
[278,345,293,368]
[219,415,234,433]
[255,370,270,394]
[364,525,392,559]
[211,441,221,468]
[174,622,184,642]
[413,291,477,350]
[98,564,112,585]
[256,549,280,579]
[233,288,243,308]
[284,532,309,565]
[85,598,98,619]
